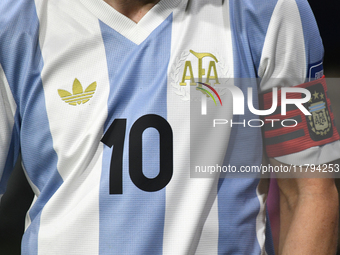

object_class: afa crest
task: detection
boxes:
[304,83,333,141]
[170,50,229,101]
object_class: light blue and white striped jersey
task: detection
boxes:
[1,0,339,254]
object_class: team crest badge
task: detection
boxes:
[304,83,333,141]
[170,50,229,101]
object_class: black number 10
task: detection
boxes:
[101,114,173,194]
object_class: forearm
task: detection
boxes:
[279,180,338,255]
[270,157,339,254]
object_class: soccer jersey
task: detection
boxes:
[0,0,339,254]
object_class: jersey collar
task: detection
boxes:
[80,0,182,45]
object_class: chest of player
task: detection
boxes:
[19,0,239,182]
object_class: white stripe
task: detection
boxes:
[196,1,234,253]
[35,0,110,253]
[0,63,17,191]
[194,191,219,255]
[163,1,234,254]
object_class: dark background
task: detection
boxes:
[0,1,339,254]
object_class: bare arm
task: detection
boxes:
[270,158,339,255]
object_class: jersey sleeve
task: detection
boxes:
[0,63,19,202]
[257,0,340,165]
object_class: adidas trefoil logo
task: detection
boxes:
[58,78,97,106]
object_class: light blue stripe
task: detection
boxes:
[310,102,325,107]
[99,14,172,254]
[218,1,278,254]
[0,0,63,254]
[309,102,325,109]
[217,178,266,254]
[309,105,325,112]
[228,0,278,78]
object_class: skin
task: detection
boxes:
[272,158,339,255]
[103,1,339,254]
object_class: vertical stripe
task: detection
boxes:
[99,15,172,254]
[163,1,236,253]
[229,0,278,78]
[35,0,108,253]
[219,0,278,254]
[217,179,265,254]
